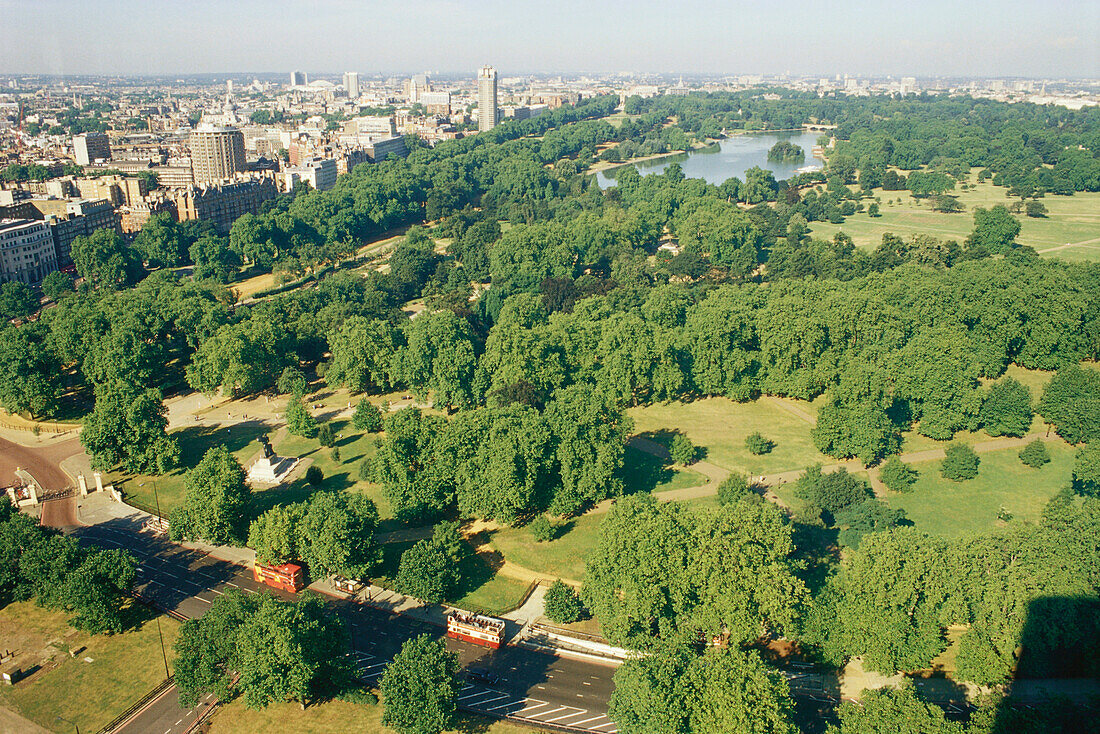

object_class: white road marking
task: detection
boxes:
[194,596,212,604]
[485,698,524,711]
[570,715,610,726]
[226,582,239,588]
[546,709,589,723]
[530,706,569,718]
[456,689,502,702]
[515,702,553,715]
[175,719,183,725]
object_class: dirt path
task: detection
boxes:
[1037,236,1100,254]
[463,519,584,588]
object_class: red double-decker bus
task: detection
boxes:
[253,562,305,593]
[446,610,504,649]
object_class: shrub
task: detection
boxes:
[717,473,752,505]
[305,465,324,486]
[745,432,775,455]
[1018,439,1050,468]
[329,446,341,462]
[352,400,383,432]
[543,580,585,624]
[941,443,980,481]
[318,422,336,447]
[879,456,918,492]
[529,515,555,542]
[669,433,697,465]
[358,458,373,481]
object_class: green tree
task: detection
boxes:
[544,579,586,624]
[0,323,59,417]
[71,228,143,288]
[190,235,241,283]
[285,395,317,437]
[276,366,308,396]
[380,634,461,734]
[169,446,251,545]
[1073,443,1100,497]
[1037,364,1100,444]
[795,466,872,514]
[352,400,383,431]
[879,456,918,492]
[40,271,75,300]
[543,385,633,515]
[80,381,178,473]
[941,443,980,481]
[979,377,1033,437]
[826,682,964,734]
[176,591,350,710]
[1018,438,1051,468]
[689,500,807,642]
[669,433,697,465]
[965,205,1021,255]
[394,310,477,410]
[0,281,37,320]
[1025,200,1048,218]
[394,539,457,604]
[609,641,795,734]
[132,212,186,268]
[582,494,695,649]
[325,316,400,394]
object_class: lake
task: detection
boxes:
[594,130,824,188]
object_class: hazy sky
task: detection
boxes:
[1,0,1097,78]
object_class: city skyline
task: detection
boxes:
[1,0,1096,79]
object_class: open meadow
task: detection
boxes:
[0,601,180,734]
[808,179,1100,262]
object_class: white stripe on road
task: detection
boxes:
[485,699,525,712]
[570,715,610,726]
[545,709,590,723]
[529,706,569,718]
[194,596,212,604]
[515,702,553,715]
[456,690,503,703]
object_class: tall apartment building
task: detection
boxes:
[73,132,111,166]
[189,124,246,183]
[343,71,360,99]
[478,66,498,132]
[0,219,57,284]
[290,70,307,87]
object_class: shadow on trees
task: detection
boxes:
[618,445,675,495]
[988,594,1100,733]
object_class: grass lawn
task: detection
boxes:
[209,699,535,734]
[0,601,180,734]
[627,397,827,476]
[883,442,1075,537]
[489,513,604,583]
[808,179,1100,262]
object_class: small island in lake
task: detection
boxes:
[767,140,805,162]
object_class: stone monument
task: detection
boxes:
[247,433,297,485]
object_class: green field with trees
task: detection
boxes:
[3,88,1100,732]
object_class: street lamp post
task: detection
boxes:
[56,714,80,734]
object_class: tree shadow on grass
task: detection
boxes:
[174,421,270,470]
[618,445,674,495]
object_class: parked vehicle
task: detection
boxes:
[446,610,504,649]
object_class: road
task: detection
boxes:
[72,519,621,734]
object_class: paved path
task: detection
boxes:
[764,395,818,425]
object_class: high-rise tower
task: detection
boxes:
[189,124,246,183]
[343,71,360,99]
[478,65,498,133]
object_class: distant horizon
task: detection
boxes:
[1,0,1096,79]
